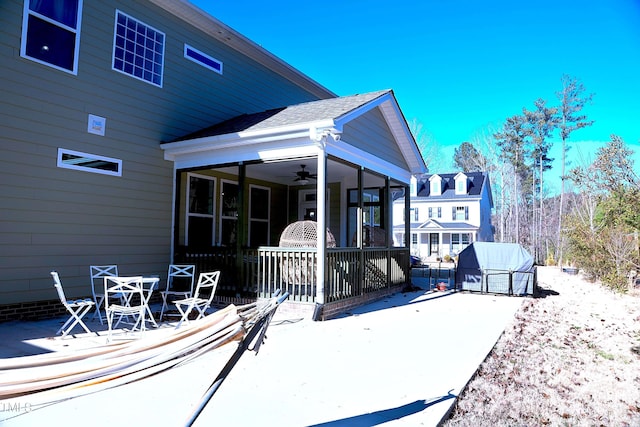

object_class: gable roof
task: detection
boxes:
[162,90,427,178]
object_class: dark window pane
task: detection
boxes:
[188,217,212,249]
[189,177,213,215]
[221,219,237,246]
[250,187,269,219]
[250,222,269,247]
[25,16,75,71]
[221,183,238,217]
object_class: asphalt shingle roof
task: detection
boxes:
[416,172,487,198]
[174,90,391,141]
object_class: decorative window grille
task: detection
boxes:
[112,10,165,87]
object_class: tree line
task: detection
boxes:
[443,75,639,290]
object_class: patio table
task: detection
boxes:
[104,276,160,329]
[141,277,160,328]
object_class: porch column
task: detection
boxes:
[385,177,391,287]
[236,163,246,296]
[316,153,327,304]
[404,185,410,248]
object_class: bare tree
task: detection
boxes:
[523,98,558,262]
[408,118,439,171]
[494,114,530,244]
[556,75,594,266]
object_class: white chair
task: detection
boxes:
[51,271,95,337]
[90,265,118,324]
[104,276,146,341]
[159,264,195,320]
[173,271,220,329]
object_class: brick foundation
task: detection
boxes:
[0,300,67,322]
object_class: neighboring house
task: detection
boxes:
[0,0,426,321]
[393,172,494,261]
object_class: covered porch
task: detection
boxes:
[161,91,427,319]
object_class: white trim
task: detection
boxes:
[57,148,121,176]
[20,0,83,75]
[184,44,223,74]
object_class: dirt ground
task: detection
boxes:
[443,266,640,427]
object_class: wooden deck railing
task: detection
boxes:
[176,246,411,304]
[257,247,410,303]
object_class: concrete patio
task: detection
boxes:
[0,289,524,426]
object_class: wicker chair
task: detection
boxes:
[278,221,336,288]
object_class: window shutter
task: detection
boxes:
[465,206,469,220]
[452,206,456,220]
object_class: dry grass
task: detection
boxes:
[444,266,640,427]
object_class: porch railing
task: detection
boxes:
[257,247,410,303]
[176,246,411,304]
[175,247,258,297]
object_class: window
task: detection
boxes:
[347,187,385,247]
[186,174,215,248]
[112,10,165,87]
[455,173,468,194]
[431,181,439,195]
[437,207,442,218]
[21,0,83,74]
[451,233,471,254]
[412,233,418,245]
[184,44,223,74]
[249,185,270,247]
[219,180,238,246]
[452,206,469,221]
[428,207,433,219]
[413,207,419,221]
[57,148,121,176]
[429,175,442,196]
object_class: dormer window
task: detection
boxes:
[429,174,442,196]
[454,173,468,195]
[410,176,418,197]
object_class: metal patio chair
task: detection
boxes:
[89,265,119,324]
[159,264,195,320]
[51,271,95,337]
[104,276,146,341]
[174,271,221,329]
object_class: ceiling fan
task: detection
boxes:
[294,164,316,184]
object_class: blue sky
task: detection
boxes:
[192,0,640,193]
